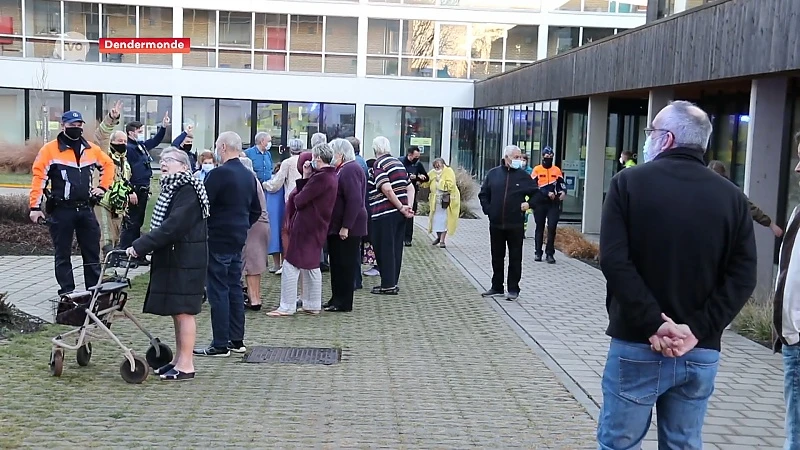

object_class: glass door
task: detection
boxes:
[255,101,285,162]
[559,110,588,221]
[288,102,320,150]
[68,93,98,125]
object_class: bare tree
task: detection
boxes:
[30,59,50,142]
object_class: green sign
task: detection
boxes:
[409,137,432,147]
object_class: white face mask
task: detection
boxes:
[642,135,664,163]
[434,168,443,174]
[265,142,272,151]
[136,132,145,141]
[202,163,214,172]
[619,157,625,165]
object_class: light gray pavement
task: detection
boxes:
[415,212,787,449]
[0,256,149,322]
[0,186,28,196]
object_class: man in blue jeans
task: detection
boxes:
[194,131,261,357]
[598,101,756,449]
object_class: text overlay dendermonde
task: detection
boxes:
[99,38,191,54]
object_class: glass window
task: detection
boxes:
[322,103,356,140]
[450,108,476,172]
[470,23,505,60]
[101,5,136,63]
[138,6,172,65]
[366,56,398,76]
[254,51,286,72]
[440,0,541,10]
[0,0,22,36]
[26,0,61,37]
[366,18,399,56]
[582,27,615,45]
[0,87,25,144]
[364,105,403,159]
[290,15,322,52]
[475,108,503,180]
[402,20,434,57]
[182,98,216,152]
[219,99,253,147]
[68,93,97,124]
[505,25,537,62]
[185,48,216,68]
[438,23,467,57]
[732,114,749,187]
[219,50,251,69]
[61,2,99,62]
[325,16,357,54]
[254,13,286,72]
[184,9,215,47]
[405,106,442,167]
[255,102,283,161]
[219,11,252,48]
[401,57,433,78]
[551,0,582,11]
[289,53,322,72]
[288,102,320,149]
[470,61,502,80]
[561,111,588,219]
[547,26,580,57]
[324,55,356,75]
[28,89,63,141]
[101,93,136,131]
[437,60,468,79]
[140,95,172,146]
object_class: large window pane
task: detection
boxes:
[219,50,251,69]
[65,1,99,38]
[182,98,215,152]
[401,57,433,77]
[185,48,216,68]
[0,88,25,144]
[140,95,172,146]
[288,102,320,149]
[69,93,97,125]
[438,23,467,57]
[470,60,502,80]
[402,20,434,57]
[138,6,172,65]
[506,25,537,62]
[364,105,402,159]
[0,0,22,36]
[255,102,283,160]
[101,93,136,132]
[366,18,399,56]
[441,0,541,11]
[582,27,614,45]
[254,52,286,71]
[219,11,251,48]
[561,111,588,219]
[219,99,252,147]
[322,103,355,140]
[101,5,136,63]
[366,56,398,76]
[255,13,287,51]
[184,9,215,47]
[450,108,476,172]
[404,106,442,167]
[325,16,357,54]
[289,53,321,73]
[471,24,505,60]
[26,0,60,37]
[28,90,63,141]
[436,60,467,79]
[290,15,322,52]
[547,26,579,57]
[324,54,356,75]
[551,0,582,11]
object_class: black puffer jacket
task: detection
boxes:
[478,162,539,229]
[133,183,208,316]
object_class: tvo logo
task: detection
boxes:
[52,31,90,61]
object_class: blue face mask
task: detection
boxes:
[510,159,523,170]
[310,160,318,170]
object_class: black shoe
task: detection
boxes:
[432,237,440,246]
[322,299,333,309]
[228,341,247,354]
[546,255,556,264]
[505,292,519,301]
[154,363,175,375]
[481,288,504,297]
[245,303,262,311]
[324,305,352,312]
[159,368,195,381]
[534,255,543,262]
[193,346,230,357]
[404,241,412,247]
[371,286,399,295]
[320,264,330,273]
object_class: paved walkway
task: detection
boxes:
[0,231,596,448]
[416,213,787,449]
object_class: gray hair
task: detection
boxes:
[239,156,257,176]
[310,132,327,147]
[110,130,127,142]
[312,143,334,164]
[160,147,192,171]
[347,136,361,155]
[217,131,243,153]
[658,100,713,151]
[503,145,521,158]
[288,138,304,154]
[254,132,271,146]
[330,138,355,162]
[373,136,392,156]
[432,157,446,168]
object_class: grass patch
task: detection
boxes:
[731,298,773,348]
[0,172,32,186]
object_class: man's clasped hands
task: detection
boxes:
[649,313,699,357]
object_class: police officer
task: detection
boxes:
[531,146,567,264]
[117,112,169,264]
[29,111,115,295]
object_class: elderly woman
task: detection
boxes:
[194,150,216,181]
[239,156,270,311]
[262,139,305,275]
[126,147,209,381]
[267,144,338,317]
[424,158,461,248]
[323,139,368,312]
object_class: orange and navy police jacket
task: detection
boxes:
[30,135,115,211]
[532,164,567,200]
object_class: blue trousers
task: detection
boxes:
[206,251,245,348]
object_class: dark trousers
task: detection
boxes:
[489,225,525,294]
[118,187,149,250]
[404,196,419,243]
[328,235,360,310]
[534,201,561,257]
[49,206,101,295]
[207,251,245,348]
[372,213,405,288]
[354,241,363,289]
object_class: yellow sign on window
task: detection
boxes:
[410,137,432,147]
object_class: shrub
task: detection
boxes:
[732,298,773,347]
[0,292,13,322]
[454,167,478,203]
[546,227,600,260]
[0,141,43,174]
[0,194,33,224]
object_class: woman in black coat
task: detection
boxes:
[126,147,210,382]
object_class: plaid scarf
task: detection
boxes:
[150,171,210,231]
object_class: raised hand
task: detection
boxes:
[109,100,123,119]
[162,111,171,128]
[185,124,194,137]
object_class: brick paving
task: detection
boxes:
[425,213,787,449]
[0,231,597,448]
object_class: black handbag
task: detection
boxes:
[441,192,451,210]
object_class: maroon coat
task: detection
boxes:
[282,152,312,255]
[328,160,368,237]
[284,164,338,270]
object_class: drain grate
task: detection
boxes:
[243,346,341,365]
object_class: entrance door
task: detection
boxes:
[68,93,98,123]
[255,101,285,162]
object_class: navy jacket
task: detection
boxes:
[127,126,166,187]
[172,131,197,170]
[478,162,539,229]
[204,158,262,254]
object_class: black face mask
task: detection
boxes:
[111,143,127,154]
[542,158,553,169]
[182,144,193,152]
[64,127,83,140]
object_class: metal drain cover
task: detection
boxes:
[243,346,341,365]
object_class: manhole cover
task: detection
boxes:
[243,346,341,365]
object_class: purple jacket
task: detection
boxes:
[284,165,338,270]
[328,160,368,237]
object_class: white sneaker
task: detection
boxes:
[275,267,283,275]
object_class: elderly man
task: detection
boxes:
[367,136,414,295]
[194,131,262,357]
[597,101,757,449]
[244,132,273,187]
[477,145,539,301]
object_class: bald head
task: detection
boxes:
[652,100,713,152]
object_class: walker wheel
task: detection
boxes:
[50,349,64,377]
[76,343,92,367]
[145,342,173,370]
[119,355,149,384]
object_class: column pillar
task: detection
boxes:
[441,106,453,164]
[356,16,367,77]
[501,107,511,147]
[744,76,789,295]
[647,87,673,126]
[172,6,183,69]
[355,102,366,152]
[537,24,549,60]
[171,94,183,140]
[646,0,660,22]
[582,95,608,235]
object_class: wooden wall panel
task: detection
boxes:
[475,0,800,107]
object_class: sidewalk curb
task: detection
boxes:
[0,183,27,188]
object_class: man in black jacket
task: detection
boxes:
[401,146,428,246]
[194,131,262,358]
[597,101,757,449]
[478,145,539,300]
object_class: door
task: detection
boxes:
[255,101,285,162]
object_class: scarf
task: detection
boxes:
[150,171,210,231]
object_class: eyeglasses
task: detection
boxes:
[161,157,180,164]
[644,127,671,137]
